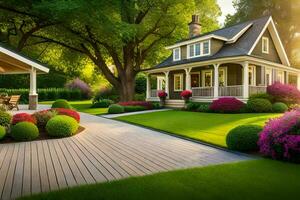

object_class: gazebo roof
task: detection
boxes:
[0,45,49,74]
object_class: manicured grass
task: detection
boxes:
[116,110,280,147]
[19,159,300,200]
[40,100,108,115]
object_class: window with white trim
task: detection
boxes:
[218,68,227,86]
[191,72,200,88]
[248,65,256,86]
[173,48,181,61]
[276,70,284,83]
[262,37,269,54]
[202,70,212,87]
[174,74,183,91]
[187,40,210,58]
[265,68,272,86]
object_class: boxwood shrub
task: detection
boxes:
[46,115,79,137]
[108,104,125,114]
[0,125,6,140]
[226,125,263,151]
[124,106,146,112]
[11,122,39,141]
[91,99,114,108]
[51,99,72,109]
[247,98,272,113]
[0,111,12,127]
[272,102,288,113]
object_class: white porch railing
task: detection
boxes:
[150,89,158,97]
[192,87,214,97]
[249,86,267,95]
[219,85,243,97]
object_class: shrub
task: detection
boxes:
[118,101,153,110]
[272,102,288,113]
[108,104,124,114]
[11,122,39,141]
[135,74,146,94]
[51,99,72,109]
[46,115,79,137]
[267,82,300,105]
[33,110,57,128]
[12,113,36,125]
[180,90,192,99]
[209,97,245,113]
[65,78,92,99]
[249,92,273,102]
[226,125,263,151]
[196,104,211,112]
[0,125,6,140]
[247,98,272,113]
[94,86,118,101]
[54,108,80,122]
[0,111,12,127]
[91,99,113,108]
[151,102,161,109]
[124,106,146,112]
[186,102,210,111]
[134,93,146,101]
[258,110,300,162]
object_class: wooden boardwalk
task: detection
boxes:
[0,111,250,199]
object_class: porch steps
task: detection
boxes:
[165,100,185,108]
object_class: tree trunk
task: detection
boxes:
[119,77,135,102]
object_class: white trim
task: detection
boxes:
[226,23,253,44]
[157,76,165,90]
[202,69,213,87]
[190,71,200,88]
[174,74,183,91]
[173,47,181,61]
[262,37,269,54]
[0,46,49,73]
[187,40,210,59]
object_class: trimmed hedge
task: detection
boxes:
[11,122,39,141]
[0,125,6,140]
[124,106,146,112]
[108,104,124,114]
[52,99,72,109]
[272,102,288,113]
[186,102,211,112]
[247,98,272,113]
[91,99,114,108]
[0,111,12,127]
[46,115,79,137]
[226,125,263,151]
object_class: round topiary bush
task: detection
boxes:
[11,122,39,141]
[46,115,79,137]
[108,104,124,114]
[0,111,12,127]
[0,125,6,140]
[226,125,263,151]
[51,99,72,109]
[54,108,80,122]
[272,102,288,113]
[247,98,272,113]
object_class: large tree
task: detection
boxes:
[0,0,221,101]
[225,0,300,67]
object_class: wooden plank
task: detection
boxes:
[0,144,14,198]
[22,142,31,196]
[11,143,25,199]
[36,141,50,193]
[31,142,41,194]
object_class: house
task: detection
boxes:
[145,15,300,107]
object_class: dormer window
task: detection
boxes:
[262,37,269,54]
[173,48,181,61]
[187,40,210,58]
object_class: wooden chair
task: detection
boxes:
[7,95,20,111]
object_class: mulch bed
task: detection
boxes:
[0,126,85,144]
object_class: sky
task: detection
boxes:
[217,0,236,25]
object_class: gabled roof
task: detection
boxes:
[154,16,290,69]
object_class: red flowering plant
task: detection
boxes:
[158,91,167,100]
[209,97,245,113]
[267,82,300,105]
[118,101,153,109]
[52,108,80,122]
[180,90,192,102]
[12,113,37,125]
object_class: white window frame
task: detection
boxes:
[218,67,227,86]
[276,70,284,83]
[190,72,200,88]
[262,37,269,54]
[202,40,211,56]
[174,74,183,92]
[202,70,213,87]
[265,67,272,86]
[157,76,165,90]
[187,40,210,59]
[173,47,181,61]
[248,65,256,86]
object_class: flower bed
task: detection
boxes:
[118,101,153,110]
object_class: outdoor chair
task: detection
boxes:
[7,95,20,111]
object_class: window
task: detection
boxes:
[248,66,255,86]
[202,70,212,87]
[265,68,272,86]
[173,48,181,61]
[174,74,183,91]
[157,77,165,90]
[191,72,200,88]
[187,40,210,58]
[262,37,269,54]
[219,68,227,86]
[276,70,284,83]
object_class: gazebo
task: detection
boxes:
[0,46,49,110]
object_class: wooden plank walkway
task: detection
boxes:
[0,110,250,199]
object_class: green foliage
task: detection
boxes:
[134,93,146,101]
[11,122,39,141]
[247,98,272,113]
[0,111,12,127]
[272,102,288,113]
[124,106,146,112]
[226,125,263,151]
[108,104,125,114]
[46,115,79,137]
[33,110,57,128]
[151,102,161,109]
[196,104,211,112]
[0,125,6,140]
[249,93,273,102]
[52,99,72,109]
[186,102,211,111]
[135,74,146,94]
[91,99,114,108]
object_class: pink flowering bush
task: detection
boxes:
[209,97,245,113]
[65,78,92,99]
[258,110,300,163]
[180,90,192,99]
[267,82,300,105]
[158,91,167,99]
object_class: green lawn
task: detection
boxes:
[116,110,280,147]
[19,159,300,200]
[40,100,108,115]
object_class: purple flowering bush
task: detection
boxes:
[65,78,91,99]
[258,110,300,163]
[209,97,245,113]
[267,82,300,105]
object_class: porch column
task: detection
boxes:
[213,64,219,98]
[29,67,38,110]
[146,73,151,99]
[243,61,249,99]
[164,71,169,99]
[297,73,300,90]
[185,68,192,91]
[285,71,289,84]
